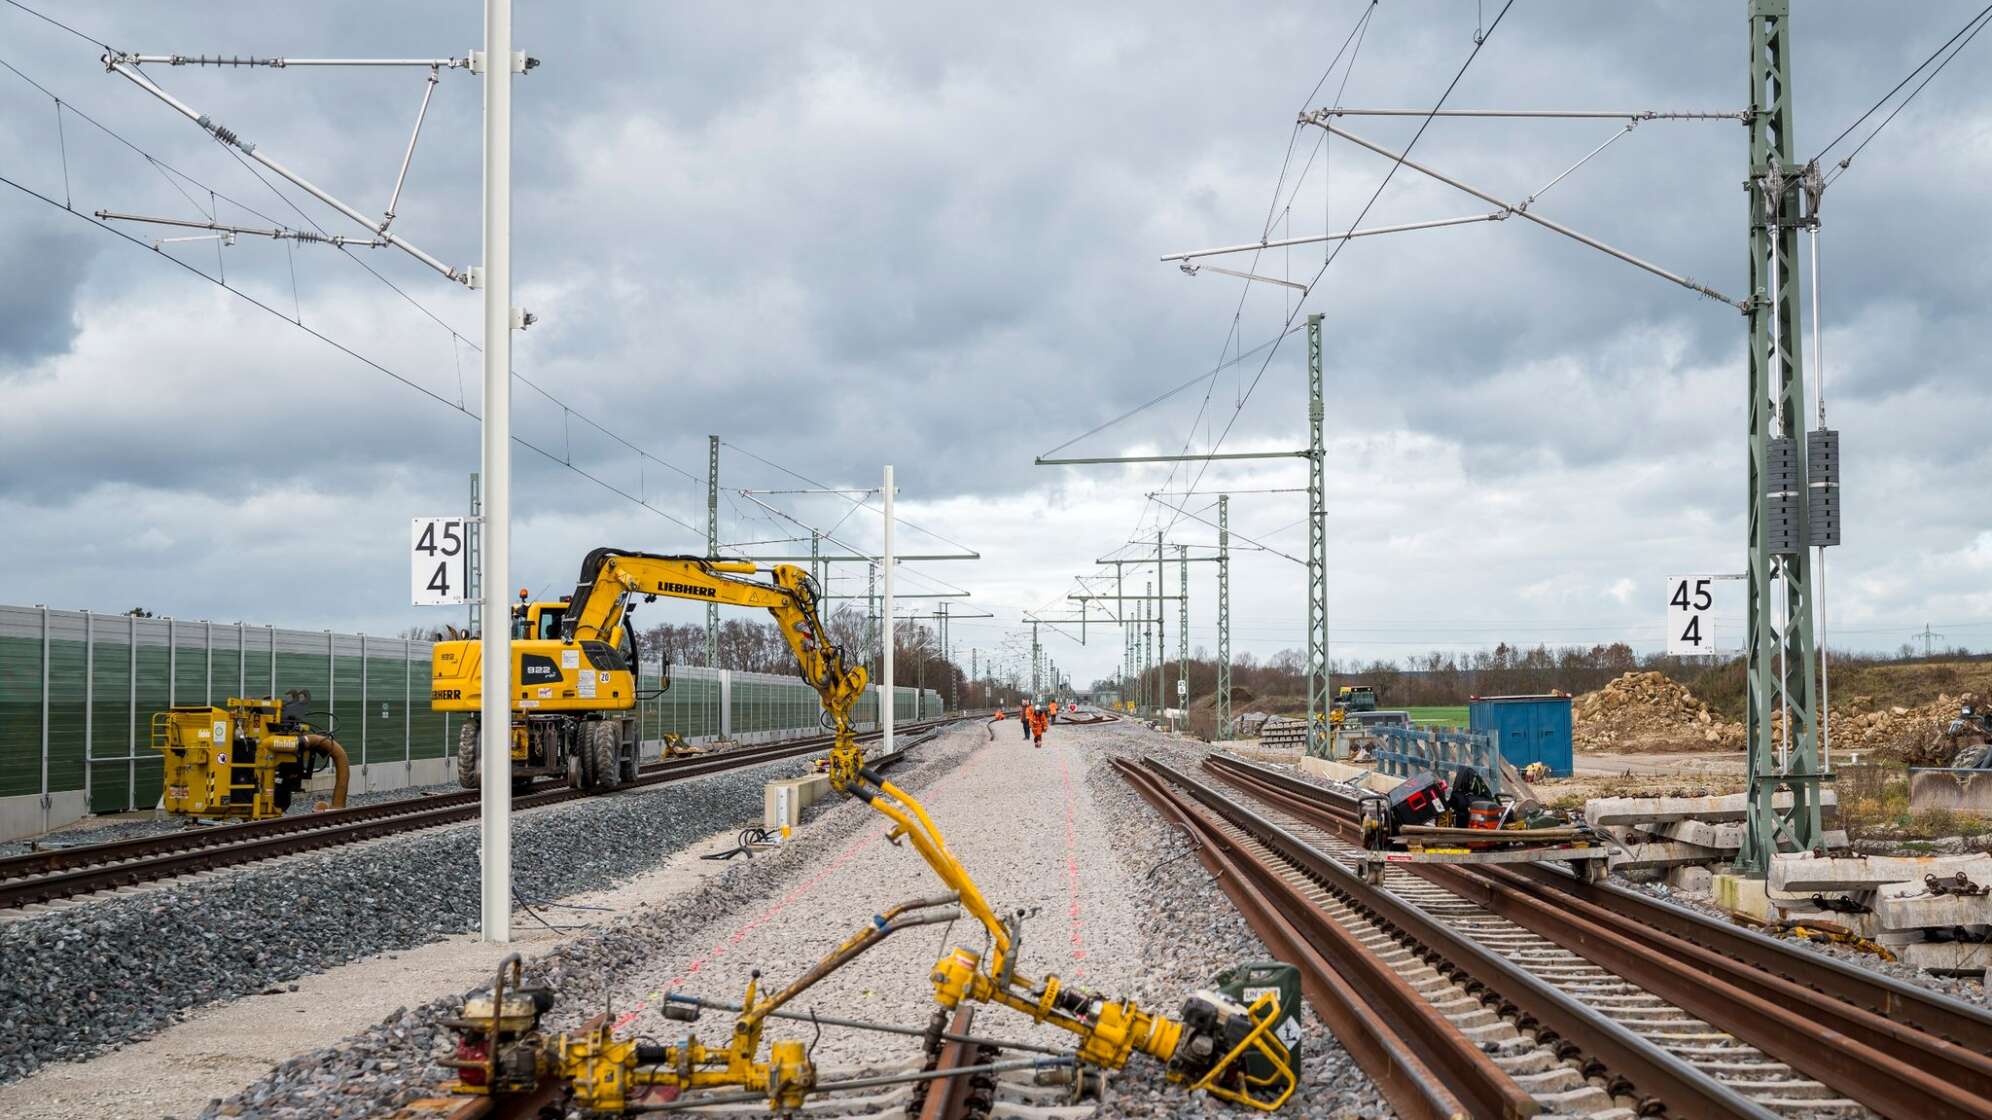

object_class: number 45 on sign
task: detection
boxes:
[411,516,471,606]
[1666,574,1738,656]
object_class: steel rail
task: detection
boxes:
[1112,758,1505,1120]
[0,720,959,909]
[915,1006,986,1120]
[1141,758,1778,1120]
[1206,753,1992,1050]
[1201,754,1992,1119]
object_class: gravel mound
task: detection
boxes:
[1574,672,1742,753]
[0,760,812,1085]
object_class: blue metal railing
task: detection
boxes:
[1368,725,1503,797]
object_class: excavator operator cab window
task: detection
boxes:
[511,606,565,642]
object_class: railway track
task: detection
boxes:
[0,719,957,911]
[1115,752,1992,1120]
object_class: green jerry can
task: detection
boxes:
[1212,961,1303,1081]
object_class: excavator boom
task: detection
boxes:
[557,549,868,739]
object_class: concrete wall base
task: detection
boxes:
[304,757,454,800]
[0,790,91,844]
[765,774,831,831]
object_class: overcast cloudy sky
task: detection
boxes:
[2,1,1988,686]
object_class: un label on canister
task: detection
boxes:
[1666,575,1717,656]
[411,517,470,606]
[1244,986,1305,1050]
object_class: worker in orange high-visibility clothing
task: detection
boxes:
[1029,703,1049,748]
[1019,702,1031,740]
[1049,700,1059,722]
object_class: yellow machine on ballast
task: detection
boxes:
[420,555,1298,1114]
[151,691,349,821]
[431,549,860,792]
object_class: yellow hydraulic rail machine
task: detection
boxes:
[428,549,1296,1114]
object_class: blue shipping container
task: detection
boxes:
[1467,694,1574,777]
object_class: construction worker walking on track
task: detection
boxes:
[1029,703,1049,749]
[1019,701,1031,740]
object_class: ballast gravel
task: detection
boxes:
[189,727,982,1120]
[192,720,1387,1120]
[0,756,819,1085]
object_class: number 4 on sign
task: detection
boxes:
[412,516,470,607]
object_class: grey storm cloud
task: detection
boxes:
[0,1,1988,666]
[0,223,95,370]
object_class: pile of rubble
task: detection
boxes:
[1573,672,1744,753]
[1818,691,1981,765]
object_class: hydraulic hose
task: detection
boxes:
[299,733,350,808]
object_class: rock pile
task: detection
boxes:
[1817,691,1981,765]
[1573,672,1743,753]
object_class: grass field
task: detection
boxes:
[1409,705,1469,726]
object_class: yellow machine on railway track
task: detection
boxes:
[430,548,857,792]
[417,554,1298,1114]
[151,691,350,821]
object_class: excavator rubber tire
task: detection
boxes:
[587,722,621,791]
[455,720,480,789]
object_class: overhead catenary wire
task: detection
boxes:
[0,100,704,539]
[0,41,712,517]
[1150,0,1381,532]
[1164,0,1519,536]
[2,0,709,491]
[1809,2,1992,170]
[1067,0,1380,575]
[2,0,110,51]
[1821,5,1992,187]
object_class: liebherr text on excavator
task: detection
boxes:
[430,549,863,792]
[421,552,1296,1115]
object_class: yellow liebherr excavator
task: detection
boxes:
[431,549,861,791]
[431,555,1295,1114]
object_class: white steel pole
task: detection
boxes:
[478,0,514,945]
[1810,225,1829,771]
[882,465,895,755]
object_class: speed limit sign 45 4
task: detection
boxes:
[1666,576,1715,656]
[411,517,470,606]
